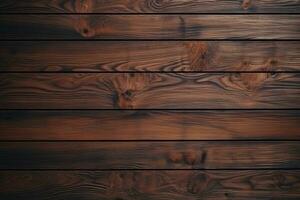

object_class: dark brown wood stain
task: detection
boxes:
[0,141,299,169]
[0,0,299,199]
[1,15,299,39]
[1,170,299,200]
[1,110,300,140]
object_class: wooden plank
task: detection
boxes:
[1,41,300,72]
[1,110,300,140]
[1,0,300,13]
[1,15,299,39]
[0,73,299,109]
[0,141,299,169]
[1,170,299,200]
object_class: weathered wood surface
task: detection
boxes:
[1,170,300,200]
[1,110,300,140]
[1,15,299,39]
[0,141,299,169]
[0,1,299,200]
[0,73,299,109]
[1,41,300,72]
[1,0,300,13]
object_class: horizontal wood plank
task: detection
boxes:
[0,141,299,169]
[1,170,300,199]
[1,0,300,13]
[1,15,299,39]
[0,73,299,109]
[1,110,300,140]
[1,41,300,72]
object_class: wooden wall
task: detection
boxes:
[0,0,300,199]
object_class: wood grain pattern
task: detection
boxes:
[0,141,299,169]
[1,1,299,199]
[1,170,300,200]
[1,0,300,13]
[1,15,299,39]
[0,73,299,109]
[1,110,300,140]
[1,41,300,72]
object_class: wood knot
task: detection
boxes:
[224,73,271,92]
[168,152,183,163]
[184,42,215,70]
[75,0,94,12]
[239,73,270,91]
[114,90,135,109]
[242,0,252,10]
[168,150,199,165]
[122,90,133,99]
[239,58,278,71]
[111,74,161,109]
[75,17,96,38]
[150,0,165,7]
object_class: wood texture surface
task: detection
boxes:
[1,15,299,39]
[1,170,300,200]
[0,141,299,169]
[1,0,300,199]
[1,41,300,72]
[0,73,299,109]
[1,110,300,140]
[1,0,300,13]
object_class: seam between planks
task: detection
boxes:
[0,168,299,171]
[1,13,300,15]
[0,140,299,142]
[1,71,300,73]
[2,39,300,41]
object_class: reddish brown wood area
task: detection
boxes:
[1,0,300,13]
[0,73,299,109]
[1,110,300,140]
[0,0,299,199]
[1,41,299,72]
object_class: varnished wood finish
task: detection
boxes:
[1,41,300,72]
[1,110,300,140]
[0,73,299,109]
[1,1,299,199]
[1,15,300,39]
[0,141,299,169]
[1,0,300,13]
[1,170,299,200]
